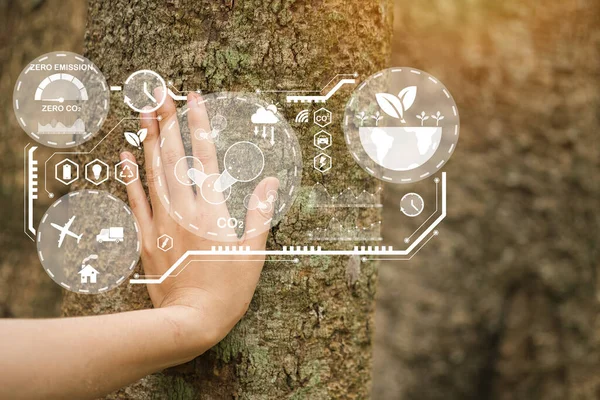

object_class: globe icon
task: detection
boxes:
[343,67,460,184]
[358,126,441,171]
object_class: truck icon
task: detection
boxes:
[96,227,124,243]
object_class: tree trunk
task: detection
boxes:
[62,1,392,398]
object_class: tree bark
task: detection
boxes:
[62,1,392,398]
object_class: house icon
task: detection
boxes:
[79,254,100,284]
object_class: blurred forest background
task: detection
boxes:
[0,1,598,399]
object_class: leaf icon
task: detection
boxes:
[124,131,141,148]
[376,93,404,120]
[137,128,148,143]
[398,86,417,112]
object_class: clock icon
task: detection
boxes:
[400,192,425,217]
[123,69,167,113]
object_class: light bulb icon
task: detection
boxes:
[92,164,102,180]
[85,160,108,186]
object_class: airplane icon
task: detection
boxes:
[50,216,83,248]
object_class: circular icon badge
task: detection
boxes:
[13,51,110,148]
[37,190,141,294]
[153,92,303,242]
[400,192,425,217]
[123,70,168,113]
[343,67,459,183]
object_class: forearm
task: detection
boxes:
[0,306,208,400]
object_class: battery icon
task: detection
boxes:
[55,159,78,185]
[62,164,72,180]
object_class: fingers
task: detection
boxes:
[186,92,229,215]
[140,109,164,213]
[187,93,219,176]
[120,152,152,238]
[242,177,280,249]
[156,88,195,207]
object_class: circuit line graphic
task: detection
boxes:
[130,173,446,284]
[286,79,357,103]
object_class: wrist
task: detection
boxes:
[158,287,251,356]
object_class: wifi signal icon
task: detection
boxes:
[295,109,310,123]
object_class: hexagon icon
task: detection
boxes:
[313,153,332,173]
[55,158,79,185]
[85,159,109,186]
[314,130,332,150]
[314,107,332,128]
[157,234,173,252]
[115,159,139,186]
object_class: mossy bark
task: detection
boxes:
[62,1,392,398]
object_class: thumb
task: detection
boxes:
[242,177,280,249]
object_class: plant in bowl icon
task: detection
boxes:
[358,86,443,172]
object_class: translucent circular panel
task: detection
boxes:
[343,67,460,183]
[37,190,141,294]
[13,51,110,148]
[153,92,303,242]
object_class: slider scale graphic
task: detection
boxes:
[25,145,38,239]
[34,73,89,102]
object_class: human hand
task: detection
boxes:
[121,91,278,351]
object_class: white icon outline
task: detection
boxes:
[314,107,332,128]
[313,130,332,150]
[123,69,167,114]
[400,193,425,217]
[84,159,109,186]
[55,158,79,185]
[295,109,310,123]
[157,234,173,252]
[115,159,139,186]
[314,153,332,173]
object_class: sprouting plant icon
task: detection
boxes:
[431,111,444,126]
[356,111,369,126]
[371,111,384,126]
[124,128,148,149]
[375,86,417,123]
[416,111,429,126]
